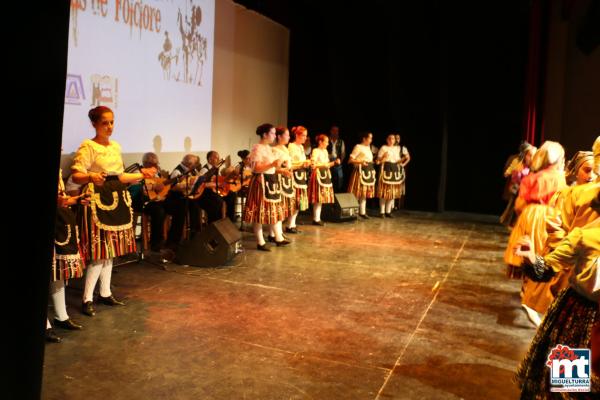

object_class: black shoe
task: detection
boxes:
[98,295,126,306]
[359,214,370,219]
[285,227,300,234]
[385,213,394,218]
[45,328,62,343]
[53,318,83,330]
[257,243,271,252]
[82,301,96,317]
[267,235,276,243]
[312,220,325,226]
[275,239,291,247]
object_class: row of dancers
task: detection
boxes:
[47,106,411,341]
[240,124,410,250]
[502,136,600,398]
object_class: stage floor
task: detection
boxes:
[42,211,535,399]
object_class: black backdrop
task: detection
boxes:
[237,0,530,214]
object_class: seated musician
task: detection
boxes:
[128,152,167,252]
[196,151,228,223]
[163,154,201,251]
[219,149,253,221]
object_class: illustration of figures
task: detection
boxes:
[90,75,118,108]
[184,136,192,152]
[166,1,207,86]
[158,31,178,81]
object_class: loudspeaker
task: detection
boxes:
[176,218,242,267]
[322,192,359,222]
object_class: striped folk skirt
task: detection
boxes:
[293,169,309,211]
[243,173,285,224]
[53,206,85,281]
[308,167,335,204]
[280,173,297,218]
[347,164,376,199]
[79,177,136,262]
[515,288,600,399]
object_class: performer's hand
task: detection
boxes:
[362,161,368,167]
[89,171,106,186]
[514,236,535,263]
[57,195,70,208]
[282,169,292,178]
[335,158,341,165]
[272,159,283,168]
[304,160,312,168]
[79,193,91,206]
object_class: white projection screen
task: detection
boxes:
[62,0,215,155]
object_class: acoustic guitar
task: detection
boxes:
[187,160,226,200]
[217,169,252,197]
[144,175,181,202]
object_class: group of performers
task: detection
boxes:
[47,108,411,341]
[241,124,410,250]
[502,136,600,398]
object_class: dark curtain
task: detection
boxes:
[522,0,550,146]
[287,0,529,214]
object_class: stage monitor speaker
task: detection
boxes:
[176,218,242,267]
[322,192,359,222]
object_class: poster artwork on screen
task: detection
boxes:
[63,0,215,154]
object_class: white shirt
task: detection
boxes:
[311,148,330,164]
[71,139,124,175]
[288,142,307,163]
[251,143,277,174]
[272,145,291,168]
[349,144,373,163]
[377,145,401,163]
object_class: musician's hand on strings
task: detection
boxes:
[153,182,165,192]
[89,171,107,186]
[141,167,157,179]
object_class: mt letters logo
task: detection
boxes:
[547,344,591,392]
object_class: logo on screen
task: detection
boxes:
[65,74,85,105]
[546,345,591,392]
[90,74,118,108]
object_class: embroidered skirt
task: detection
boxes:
[376,162,404,200]
[243,173,284,224]
[515,288,600,399]
[347,164,376,199]
[308,167,335,204]
[79,177,136,262]
[279,173,297,218]
[293,169,309,211]
[53,206,85,281]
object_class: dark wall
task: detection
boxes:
[239,0,530,214]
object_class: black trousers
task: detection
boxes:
[143,201,166,251]
[164,193,201,249]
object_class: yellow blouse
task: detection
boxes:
[545,226,600,301]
